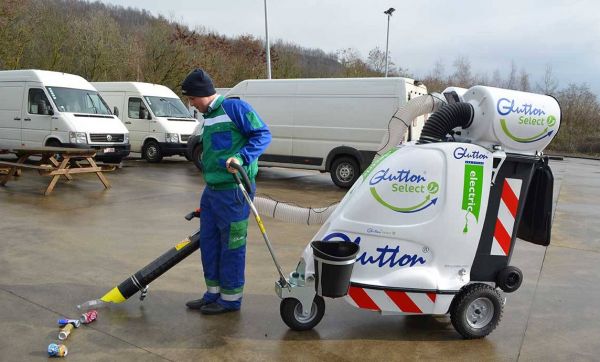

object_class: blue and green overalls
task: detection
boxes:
[199,95,271,310]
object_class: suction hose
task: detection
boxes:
[417,102,474,144]
[376,94,447,156]
[253,196,337,225]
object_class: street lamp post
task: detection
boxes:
[264,0,272,79]
[383,7,395,77]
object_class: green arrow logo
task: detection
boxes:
[370,188,435,212]
[500,118,549,143]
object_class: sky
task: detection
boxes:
[100,0,600,95]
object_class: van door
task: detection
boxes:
[22,86,53,147]
[0,83,25,148]
[125,95,150,152]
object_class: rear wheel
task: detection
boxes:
[330,156,360,188]
[192,143,203,171]
[496,266,523,293]
[44,139,64,161]
[143,140,163,163]
[450,284,503,339]
[100,157,123,164]
[45,139,62,148]
[280,296,325,331]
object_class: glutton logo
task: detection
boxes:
[323,232,427,268]
[496,98,557,143]
[369,168,439,213]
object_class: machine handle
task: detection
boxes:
[184,208,201,220]
[23,118,31,121]
[13,117,21,121]
[230,162,252,193]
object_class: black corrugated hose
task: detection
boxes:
[418,102,474,144]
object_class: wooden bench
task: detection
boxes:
[0,147,112,195]
[0,161,54,171]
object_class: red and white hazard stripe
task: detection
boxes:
[491,178,523,256]
[346,286,437,314]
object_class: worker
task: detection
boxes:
[182,69,271,315]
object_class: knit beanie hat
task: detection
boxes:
[181,69,216,97]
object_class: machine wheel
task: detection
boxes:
[143,140,163,163]
[192,143,203,171]
[330,156,360,188]
[280,296,325,331]
[450,283,503,339]
[496,266,523,293]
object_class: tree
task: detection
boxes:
[504,60,518,90]
[336,48,375,77]
[553,84,600,153]
[449,56,473,88]
[0,0,34,69]
[422,59,446,93]
[518,68,531,92]
[536,64,559,95]
[367,46,393,74]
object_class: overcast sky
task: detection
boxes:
[100,0,600,95]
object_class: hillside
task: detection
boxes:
[0,0,598,155]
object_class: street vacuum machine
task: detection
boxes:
[274,85,559,339]
[79,85,558,340]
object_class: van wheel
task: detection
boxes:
[192,143,203,171]
[45,139,64,161]
[143,140,163,163]
[450,284,503,339]
[46,139,62,148]
[330,156,359,188]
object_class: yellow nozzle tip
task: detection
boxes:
[100,287,126,303]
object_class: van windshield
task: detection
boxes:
[46,87,112,115]
[144,96,192,118]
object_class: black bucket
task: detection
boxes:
[311,241,360,298]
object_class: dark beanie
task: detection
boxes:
[181,69,216,97]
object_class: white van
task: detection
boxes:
[187,77,427,188]
[0,70,130,162]
[93,82,198,162]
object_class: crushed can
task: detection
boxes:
[48,343,68,357]
[58,318,81,328]
[58,323,73,340]
[80,310,98,324]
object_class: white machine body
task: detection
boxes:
[289,86,560,316]
[300,142,494,314]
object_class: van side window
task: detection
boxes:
[128,97,147,119]
[28,88,51,115]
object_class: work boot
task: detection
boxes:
[186,298,211,310]
[200,302,238,315]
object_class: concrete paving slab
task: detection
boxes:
[0,155,598,361]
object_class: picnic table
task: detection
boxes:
[0,147,113,195]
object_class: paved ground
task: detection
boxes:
[0,155,598,361]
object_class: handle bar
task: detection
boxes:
[229,162,253,193]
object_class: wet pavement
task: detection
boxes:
[0,155,599,361]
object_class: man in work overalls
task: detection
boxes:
[182,69,272,314]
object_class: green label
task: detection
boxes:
[462,163,483,233]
